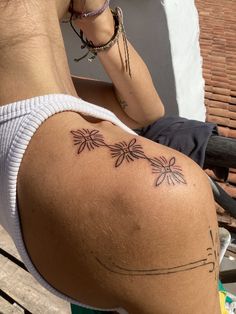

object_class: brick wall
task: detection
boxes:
[195,0,236,201]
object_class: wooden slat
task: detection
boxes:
[0,226,70,314]
[0,296,24,314]
[0,254,70,314]
[0,227,21,260]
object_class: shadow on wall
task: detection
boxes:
[61,0,178,116]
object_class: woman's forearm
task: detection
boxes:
[73,6,165,126]
[72,76,146,129]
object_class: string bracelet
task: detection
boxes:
[70,7,132,78]
[69,0,110,19]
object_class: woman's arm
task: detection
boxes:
[72,76,149,129]
[71,1,165,127]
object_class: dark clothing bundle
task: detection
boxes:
[135,116,218,168]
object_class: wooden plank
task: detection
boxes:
[0,226,70,314]
[0,254,70,314]
[0,296,24,314]
[0,226,21,260]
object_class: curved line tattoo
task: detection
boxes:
[112,258,209,272]
[95,256,215,277]
[93,230,217,277]
[71,129,187,187]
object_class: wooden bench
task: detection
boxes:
[0,225,70,314]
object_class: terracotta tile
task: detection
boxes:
[218,126,236,138]
[206,100,229,109]
[217,182,236,198]
[207,107,236,119]
[195,0,236,229]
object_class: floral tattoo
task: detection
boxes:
[109,139,146,167]
[71,128,187,187]
[71,129,105,153]
[151,156,186,186]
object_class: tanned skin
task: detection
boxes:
[0,0,220,313]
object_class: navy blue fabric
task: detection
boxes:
[135,116,218,168]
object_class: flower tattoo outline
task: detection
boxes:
[71,129,105,154]
[71,129,187,187]
[109,138,146,167]
[151,156,187,186]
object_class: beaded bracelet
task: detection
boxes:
[69,0,110,19]
[70,6,132,77]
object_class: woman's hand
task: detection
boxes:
[69,0,165,126]
[70,0,114,46]
[71,0,108,15]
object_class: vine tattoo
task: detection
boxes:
[71,128,187,187]
[93,228,218,278]
[71,129,218,278]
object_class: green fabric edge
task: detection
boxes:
[70,304,108,314]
